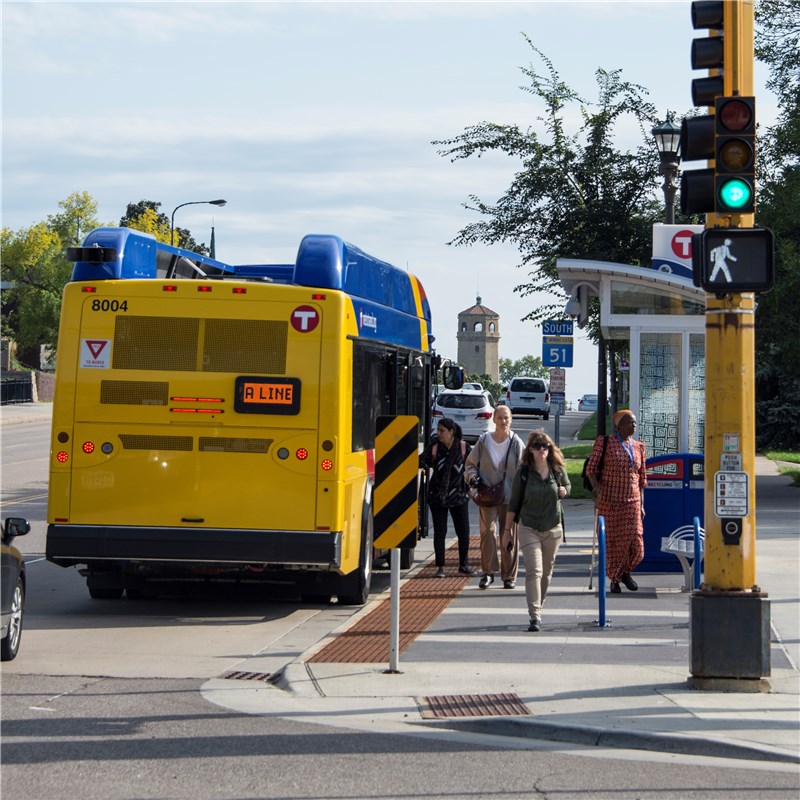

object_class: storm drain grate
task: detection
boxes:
[222,671,271,682]
[417,693,531,719]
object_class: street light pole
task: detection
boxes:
[652,115,682,225]
[170,199,227,247]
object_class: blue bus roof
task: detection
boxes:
[68,229,432,348]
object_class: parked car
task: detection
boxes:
[463,382,484,391]
[431,388,495,443]
[1,517,30,661]
[578,393,598,412]
[504,377,550,420]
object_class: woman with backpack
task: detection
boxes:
[419,418,475,578]
[503,430,570,632]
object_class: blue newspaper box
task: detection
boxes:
[641,453,704,572]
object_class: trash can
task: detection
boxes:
[641,453,704,572]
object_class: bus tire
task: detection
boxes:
[336,486,374,606]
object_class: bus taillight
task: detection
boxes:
[81,286,97,293]
[82,441,95,454]
[197,285,212,293]
[163,285,178,292]
[56,451,69,463]
[321,459,333,471]
[296,448,308,460]
[232,287,247,294]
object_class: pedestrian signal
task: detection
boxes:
[692,227,774,294]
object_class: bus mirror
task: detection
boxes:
[442,365,464,390]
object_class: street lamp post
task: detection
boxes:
[652,115,682,225]
[170,199,227,247]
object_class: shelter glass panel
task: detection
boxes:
[640,333,681,457]
[688,333,705,454]
[610,281,704,316]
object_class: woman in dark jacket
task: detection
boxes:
[419,418,475,578]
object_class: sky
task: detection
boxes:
[1,0,775,403]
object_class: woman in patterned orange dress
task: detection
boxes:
[585,410,647,592]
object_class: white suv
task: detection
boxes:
[505,377,550,420]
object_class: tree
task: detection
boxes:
[753,0,800,448]
[1,192,102,365]
[120,200,210,255]
[47,191,101,248]
[499,355,548,384]
[434,37,668,330]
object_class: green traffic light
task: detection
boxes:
[718,178,753,210]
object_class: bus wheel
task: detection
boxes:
[88,586,123,600]
[336,493,374,606]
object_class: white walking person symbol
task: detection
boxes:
[709,238,737,282]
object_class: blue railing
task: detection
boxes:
[693,515,703,590]
[596,515,608,628]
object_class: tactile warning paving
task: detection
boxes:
[417,692,531,719]
[308,537,480,663]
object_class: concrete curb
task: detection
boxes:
[416,715,800,765]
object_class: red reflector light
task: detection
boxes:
[232,287,247,294]
[197,285,212,293]
[321,459,333,471]
[81,286,97,293]
[82,441,95,454]
[163,285,178,292]
[56,451,69,463]
[311,293,326,300]
[296,448,308,460]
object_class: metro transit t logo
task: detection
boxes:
[290,306,319,333]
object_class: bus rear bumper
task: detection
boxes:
[46,524,342,569]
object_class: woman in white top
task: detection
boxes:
[464,405,525,589]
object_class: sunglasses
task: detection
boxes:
[530,443,550,451]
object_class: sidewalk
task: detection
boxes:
[204,459,800,766]
[0,401,53,426]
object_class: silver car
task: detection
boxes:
[505,376,550,420]
[432,389,495,443]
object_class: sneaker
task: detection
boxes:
[503,579,516,589]
[528,618,541,632]
[435,568,446,578]
[458,565,476,575]
[621,573,639,591]
[478,574,494,590]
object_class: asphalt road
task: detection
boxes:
[3,416,798,799]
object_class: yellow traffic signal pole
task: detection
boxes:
[690,0,770,688]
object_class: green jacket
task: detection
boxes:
[507,465,570,531]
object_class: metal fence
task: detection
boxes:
[1,374,34,405]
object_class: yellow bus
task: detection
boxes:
[46,229,460,604]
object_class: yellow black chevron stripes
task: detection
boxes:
[373,415,419,550]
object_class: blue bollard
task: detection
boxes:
[693,515,703,590]
[597,516,607,628]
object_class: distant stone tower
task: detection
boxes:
[456,296,500,381]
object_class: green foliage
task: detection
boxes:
[754,0,800,449]
[121,199,210,255]
[498,355,548,384]
[435,37,666,330]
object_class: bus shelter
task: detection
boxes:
[556,259,706,457]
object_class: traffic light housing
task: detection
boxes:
[680,1,724,216]
[691,227,774,294]
[714,96,756,215]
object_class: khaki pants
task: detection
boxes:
[479,503,519,582]
[519,523,563,620]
